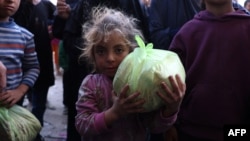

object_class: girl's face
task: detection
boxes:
[94,31,130,79]
[0,0,20,22]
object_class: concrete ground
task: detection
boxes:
[23,74,67,141]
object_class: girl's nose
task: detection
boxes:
[107,52,115,62]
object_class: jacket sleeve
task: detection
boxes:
[140,108,177,134]
[52,16,67,39]
[75,75,111,136]
[151,110,178,133]
[21,31,40,88]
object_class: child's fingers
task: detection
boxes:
[158,76,183,103]
[156,90,171,103]
[124,92,145,113]
[125,91,140,102]
[127,107,145,113]
[119,84,129,99]
[124,98,145,113]
[175,74,186,93]
[111,90,118,102]
[159,80,176,101]
[168,75,178,92]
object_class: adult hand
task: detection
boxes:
[56,0,71,19]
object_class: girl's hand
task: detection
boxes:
[105,85,145,127]
[112,85,145,117]
[156,74,186,117]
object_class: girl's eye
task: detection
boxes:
[96,48,105,55]
[95,45,106,55]
[115,46,125,54]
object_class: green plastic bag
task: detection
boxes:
[113,35,186,112]
[0,105,41,141]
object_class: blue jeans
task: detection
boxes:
[31,86,49,126]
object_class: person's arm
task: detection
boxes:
[0,32,39,108]
[21,32,40,90]
[56,0,71,19]
[75,75,145,137]
[52,0,71,39]
[52,17,67,39]
[75,75,111,136]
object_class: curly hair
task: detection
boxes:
[79,6,144,70]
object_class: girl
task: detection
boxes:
[75,7,186,141]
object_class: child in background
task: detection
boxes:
[169,0,250,140]
[0,0,40,108]
[244,0,250,11]
[75,7,186,141]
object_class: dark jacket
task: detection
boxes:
[148,0,201,49]
[13,0,55,87]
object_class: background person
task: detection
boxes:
[169,0,250,140]
[0,0,40,108]
[244,0,250,11]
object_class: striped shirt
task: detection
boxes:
[0,18,40,90]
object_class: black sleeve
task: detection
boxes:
[43,0,56,24]
[62,0,91,64]
[52,16,67,39]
